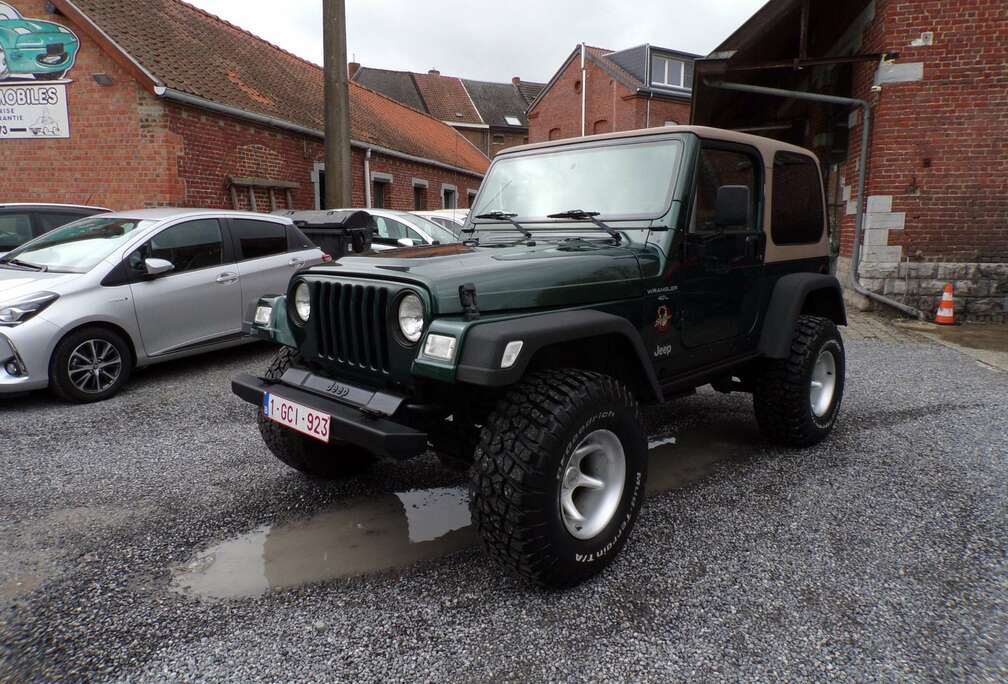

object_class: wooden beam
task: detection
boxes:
[227,176,300,190]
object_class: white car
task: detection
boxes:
[275,209,459,252]
[0,208,324,402]
[412,209,469,237]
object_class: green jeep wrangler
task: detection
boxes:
[232,125,846,588]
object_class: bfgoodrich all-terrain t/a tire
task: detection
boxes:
[753,315,845,447]
[470,369,648,589]
[257,347,374,479]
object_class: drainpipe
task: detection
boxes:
[705,80,923,319]
[363,147,372,208]
[580,43,587,137]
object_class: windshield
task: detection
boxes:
[412,215,460,242]
[1,217,155,273]
[0,3,21,20]
[471,138,682,223]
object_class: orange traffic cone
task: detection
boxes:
[935,283,956,325]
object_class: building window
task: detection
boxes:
[492,134,505,144]
[651,55,684,88]
[593,119,608,134]
[442,184,458,209]
[414,185,426,210]
[467,190,478,207]
[574,79,582,93]
[548,127,561,141]
[371,172,393,209]
[504,115,522,126]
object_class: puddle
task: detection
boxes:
[173,429,748,600]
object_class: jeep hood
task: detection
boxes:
[314,242,648,314]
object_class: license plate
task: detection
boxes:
[263,393,331,443]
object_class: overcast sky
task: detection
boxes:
[186,0,764,83]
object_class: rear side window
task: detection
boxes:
[35,212,90,234]
[0,212,33,250]
[138,219,224,274]
[771,152,825,245]
[230,219,288,260]
[286,225,314,251]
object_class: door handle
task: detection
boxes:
[216,272,239,284]
[288,257,305,268]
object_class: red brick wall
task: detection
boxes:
[840,0,1008,263]
[528,53,691,142]
[0,0,185,209]
[0,1,483,213]
[489,128,528,157]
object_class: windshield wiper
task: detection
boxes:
[1,258,46,271]
[546,209,621,244]
[471,211,536,246]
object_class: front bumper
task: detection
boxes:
[232,371,429,460]
[0,320,58,393]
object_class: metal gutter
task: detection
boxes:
[159,88,484,179]
[705,80,923,319]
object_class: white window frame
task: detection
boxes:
[651,56,685,89]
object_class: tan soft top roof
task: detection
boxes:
[502,125,814,161]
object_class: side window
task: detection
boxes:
[0,212,34,250]
[374,217,404,240]
[692,147,758,233]
[230,219,288,260]
[135,219,224,274]
[771,152,825,245]
[35,212,87,234]
[403,224,425,243]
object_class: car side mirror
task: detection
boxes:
[144,258,175,276]
[714,185,750,228]
[397,238,416,247]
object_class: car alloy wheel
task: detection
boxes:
[809,348,837,418]
[67,339,123,394]
[559,429,627,540]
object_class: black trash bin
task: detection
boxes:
[274,209,375,258]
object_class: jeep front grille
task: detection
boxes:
[310,280,391,375]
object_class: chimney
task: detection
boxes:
[428,68,440,76]
[348,62,361,79]
[512,76,521,86]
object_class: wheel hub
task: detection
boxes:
[810,348,837,418]
[558,429,626,540]
[68,339,122,394]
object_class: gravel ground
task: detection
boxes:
[1,336,1006,682]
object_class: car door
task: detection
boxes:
[128,218,243,356]
[678,143,765,356]
[228,218,321,327]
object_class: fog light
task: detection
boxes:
[423,334,457,361]
[4,361,23,377]
[254,305,272,326]
[501,340,523,369]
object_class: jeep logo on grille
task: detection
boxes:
[325,382,351,398]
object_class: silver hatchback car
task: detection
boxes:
[0,208,324,402]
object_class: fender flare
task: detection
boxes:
[759,273,847,359]
[455,309,663,401]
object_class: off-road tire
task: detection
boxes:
[256,347,374,479]
[49,326,132,403]
[752,315,845,447]
[470,369,648,588]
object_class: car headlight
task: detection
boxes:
[292,282,311,324]
[397,293,424,343]
[0,292,59,326]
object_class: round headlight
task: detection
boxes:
[293,282,311,323]
[397,293,424,343]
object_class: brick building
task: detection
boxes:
[351,65,542,157]
[692,0,1007,321]
[527,44,697,143]
[0,0,489,213]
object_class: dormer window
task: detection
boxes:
[651,54,685,88]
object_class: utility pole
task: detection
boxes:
[323,0,352,208]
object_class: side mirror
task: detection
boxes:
[397,237,416,247]
[144,258,174,276]
[714,185,750,228]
